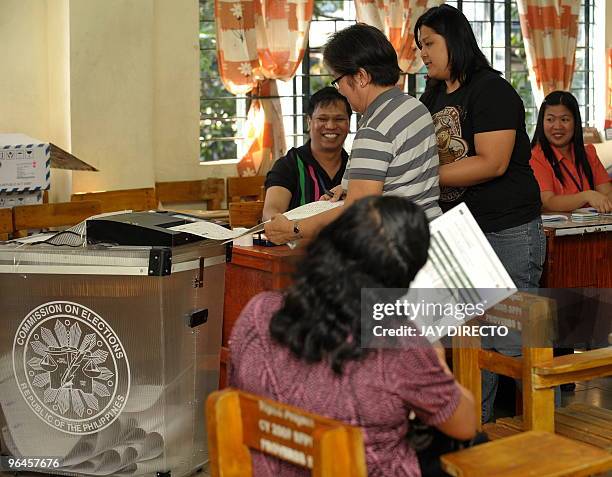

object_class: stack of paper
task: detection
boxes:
[541,214,567,223]
[571,207,600,221]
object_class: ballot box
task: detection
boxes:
[0,235,226,476]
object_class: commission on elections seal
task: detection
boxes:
[12,301,130,435]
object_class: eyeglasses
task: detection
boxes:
[330,74,347,89]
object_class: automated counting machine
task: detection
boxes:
[0,211,227,476]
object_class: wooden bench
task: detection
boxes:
[534,348,612,386]
[0,208,12,241]
[441,430,612,476]
[489,403,612,452]
[226,176,265,203]
[155,178,224,210]
[12,201,102,236]
[229,201,264,228]
[206,388,367,476]
[71,187,157,213]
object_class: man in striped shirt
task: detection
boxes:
[265,24,441,244]
[341,87,441,220]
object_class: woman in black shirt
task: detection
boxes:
[415,4,545,423]
[415,4,543,286]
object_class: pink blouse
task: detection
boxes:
[228,292,461,477]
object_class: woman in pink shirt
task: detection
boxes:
[530,91,612,212]
[229,196,477,477]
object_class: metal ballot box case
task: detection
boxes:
[0,238,226,476]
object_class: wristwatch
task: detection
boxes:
[292,220,302,239]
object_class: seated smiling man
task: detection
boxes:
[262,87,351,220]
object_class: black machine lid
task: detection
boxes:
[86,211,223,247]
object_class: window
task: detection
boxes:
[199,0,247,162]
[200,0,597,161]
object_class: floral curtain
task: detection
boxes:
[516,0,580,106]
[215,0,313,176]
[354,0,443,78]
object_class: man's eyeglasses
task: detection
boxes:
[331,74,347,89]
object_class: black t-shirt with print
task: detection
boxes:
[421,69,541,233]
[265,141,348,211]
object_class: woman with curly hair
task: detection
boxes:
[229,196,476,477]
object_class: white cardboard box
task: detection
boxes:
[0,134,50,193]
[0,133,97,209]
[0,191,43,208]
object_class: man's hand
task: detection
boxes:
[320,185,346,202]
[264,214,297,244]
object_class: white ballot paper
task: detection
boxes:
[169,200,344,242]
[406,203,517,341]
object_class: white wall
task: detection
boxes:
[70,0,156,193]
[152,0,237,182]
[0,0,49,139]
[0,0,228,200]
[47,0,72,201]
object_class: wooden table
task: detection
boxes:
[542,214,612,287]
[220,244,305,387]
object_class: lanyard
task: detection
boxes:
[558,160,583,192]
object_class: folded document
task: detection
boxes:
[169,200,344,242]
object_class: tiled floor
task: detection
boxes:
[2,379,610,477]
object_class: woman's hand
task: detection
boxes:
[584,190,612,213]
[320,185,346,202]
[432,341,453,376]
[264,214,297,245]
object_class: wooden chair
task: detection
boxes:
[452,292,612,447]
[226,176,265,203]
[71,187,157,213]
[155,178,224,210]
[12,201,102,236]
[441,430,612,477]
[229,201,264,228]
[206,388,367,477]
[0,208,13,241]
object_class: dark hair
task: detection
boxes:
[269,196,430,374]
[415,5,499,103]
[307,87,352,118]
[531,90,594,189]
[323,23,401,87]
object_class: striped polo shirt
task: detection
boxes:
[342,87,441,219]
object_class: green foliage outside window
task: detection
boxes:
[200,1,240,162]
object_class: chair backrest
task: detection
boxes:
[71,187,157,213]
[226,176,265,203]
[454,292,612,434]
[229,201,264,228]
[453,292,554,429]
[0,208,13,241]
[206,388,367,477]
[155,178,224,210]
[13,201,102,232]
